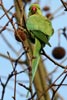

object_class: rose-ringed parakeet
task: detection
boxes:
[26,4,54,83]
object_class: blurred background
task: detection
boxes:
[0,0,67,100]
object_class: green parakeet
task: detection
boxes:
[26,4,54,82]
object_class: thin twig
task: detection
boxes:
[0,5,14,19]
[27,92,36,100]
[41,49,67,69]
[51,73,67,100]
[0,20,10,33]
[60,0,67,10]
[0,67,28,100]
[0,49,28,100]
[38,70,65,100]
[53,83,67,86]
[14,71,17,100]
[1,1,17,34]
[0,53,26,65]
[15,49,29,67]
[1,34,18,55]
[18,83,31,92]
[0,25,14,32]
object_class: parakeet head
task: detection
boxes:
[28,4,42,16]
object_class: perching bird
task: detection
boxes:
[26,4,54,82]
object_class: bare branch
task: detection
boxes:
[41,49,67,69]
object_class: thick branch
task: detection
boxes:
[14,0,50,100]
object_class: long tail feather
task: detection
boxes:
[32,39,41,82]
[26,39,41,97]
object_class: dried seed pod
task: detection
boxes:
[52,47,66,59]
[15,28,26,42]
[46,13,53,20]
[43,6,50,11]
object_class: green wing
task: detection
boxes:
[31,30,51,46]
[26,4,54,96]
[26,14,54,37]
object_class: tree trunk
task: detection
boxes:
[14,0,50,100]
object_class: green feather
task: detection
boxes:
[26,15,54,37]
[26,4,54,96]
[26,4,54,83]
[28,4,42,16]
[32,39,41,82]
[31,30,51,46]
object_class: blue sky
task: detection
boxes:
[0,0,67,100]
